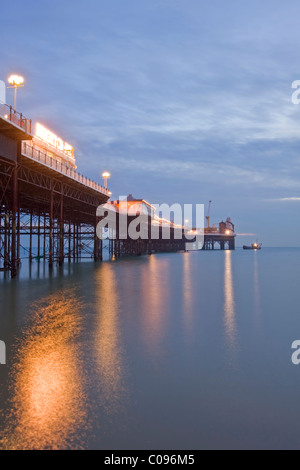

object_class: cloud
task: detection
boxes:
[237,233,256,237]
[83,152,300,191]
[271,197,300,202]
[3,0,300,246]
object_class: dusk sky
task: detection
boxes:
[1,0,300,246]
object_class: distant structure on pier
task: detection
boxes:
[103,195,236,257]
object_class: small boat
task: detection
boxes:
[243,242,262,250]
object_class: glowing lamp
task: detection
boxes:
[102,171,111,190]
[7,74,24,110]
[8,75,24,87]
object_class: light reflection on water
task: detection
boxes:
[0,291,87,450]
[253,253,262,329]
[182,253,193,336]
[224,250,237,355]
[94,263,125,413]
[140,255,170,356]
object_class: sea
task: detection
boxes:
[0,247,300,450]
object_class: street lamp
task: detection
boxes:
[8,75,24,110]
[102,171,111,190]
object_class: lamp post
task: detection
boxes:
[8,75,24,110]
[102,172,111,191]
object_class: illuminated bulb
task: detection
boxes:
[8,75,24,86]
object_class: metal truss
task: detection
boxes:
[0,155,106,277]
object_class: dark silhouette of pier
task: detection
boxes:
[101,197,236,258]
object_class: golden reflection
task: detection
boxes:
[224,250,237,353]
[140,255,170,355]
[95,263,125,412]
[253,253,262,327]
[0,291,86,450]
[183,253,193,335]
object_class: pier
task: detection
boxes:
[101,196,236,258]
[0,103,235,277]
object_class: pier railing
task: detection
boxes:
[0,104,32,134]
[22,142,110,196]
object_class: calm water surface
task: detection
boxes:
[0,248,300,450]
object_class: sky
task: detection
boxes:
[1,0,300,246]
